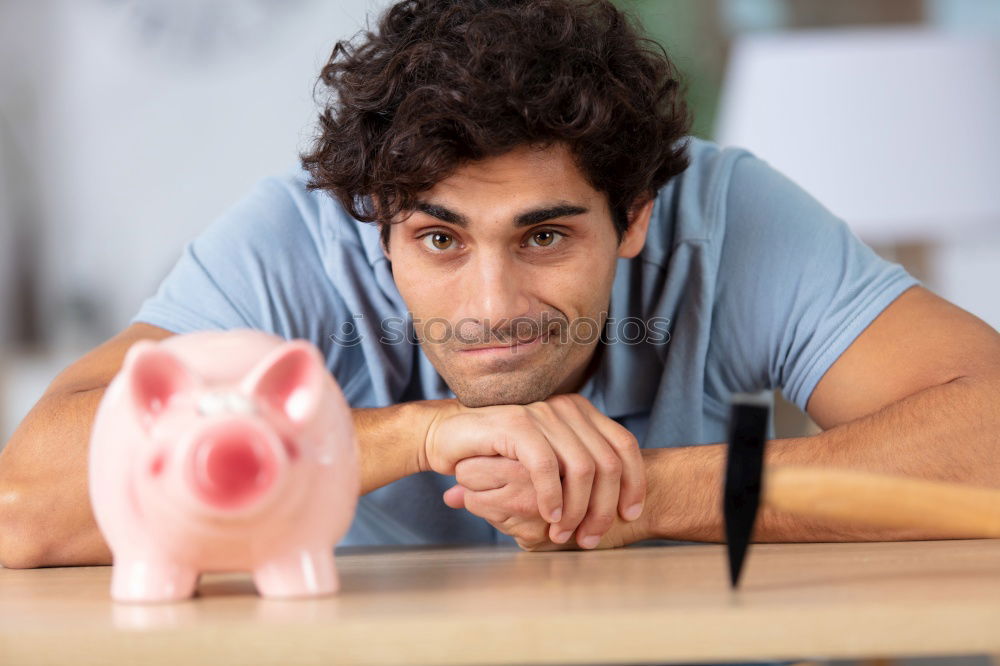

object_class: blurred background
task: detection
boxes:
[1,0,998,444]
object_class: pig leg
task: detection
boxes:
[253,547,339,598]
[111,554,200,603]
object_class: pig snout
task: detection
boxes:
[188,422,282,512]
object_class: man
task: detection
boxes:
[1,0,998,569]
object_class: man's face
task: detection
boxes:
[385,142,651,407]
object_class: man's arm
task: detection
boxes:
[444,286,1000,550]
[625,286,1000,544]
[0,324,437,569]
[0,323,175,568]
[0,321,643,567]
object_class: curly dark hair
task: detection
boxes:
[300,0,692,248]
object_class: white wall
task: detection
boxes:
[923,0,1000,329]
[0,128,14,346]
[715,3,1000,332]
[933,240,1000,329]
[0,0,49,347]
[10,0,390,347]
[1,0,390,441]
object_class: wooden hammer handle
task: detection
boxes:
[764,466,1000,537]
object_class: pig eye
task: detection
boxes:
[282,438,299,461]
[149,451,166,477]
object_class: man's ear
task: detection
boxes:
[381,226,391,261]
[617,195,655,259]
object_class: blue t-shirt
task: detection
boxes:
[131,136,919,547]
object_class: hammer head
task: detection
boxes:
[723,393,771,588]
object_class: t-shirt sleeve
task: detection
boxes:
[708,152,920,411]
[130,175,353,364]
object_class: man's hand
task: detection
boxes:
[442,455,646,551]
[421,393,645,549]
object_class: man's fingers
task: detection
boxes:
[454,455,522,491]
[429,412,514,474]
[530,406,595,543]
[431,396,643,537]
[546,395,624,547]
[462,487,513,524]
[566,424,623,548]
[431,411,563,523]
[442,484,467,509]
[513,430,564,524]
[579,401,645,522]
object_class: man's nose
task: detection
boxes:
[466,249,531,326]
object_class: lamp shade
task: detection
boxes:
[714,28,1000,244]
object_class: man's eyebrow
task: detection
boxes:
[414,201,589,228]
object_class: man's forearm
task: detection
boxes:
[0,387,113,567]
[0,384,443,568]
[629,375,1000,544]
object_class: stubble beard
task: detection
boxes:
[426,339,574,407]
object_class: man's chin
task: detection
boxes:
[446,373,557,407]
[426,343,566,406]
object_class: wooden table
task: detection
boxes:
[2,539,999,665]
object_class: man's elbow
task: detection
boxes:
[0,481,113,568]
[0,483,50,569]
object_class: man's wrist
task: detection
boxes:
[646,444,727,542]
[352,399,459,494]
[407,398,461,475]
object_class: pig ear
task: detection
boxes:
[124,341,196,426]
[242,340,325,426]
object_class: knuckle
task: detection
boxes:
[586,510,618,530]
[596,453,622,476]
[531,456,559,477]
[495,405,526,424]
[613,431,639,452]
[576,399,604,419]
[529,401,556,419]
[508,412,533,431]
[568,461,596,481]
[453,457,475,477]
[546,394,574,411]
[513,524,550,551]
[509,404,532,420]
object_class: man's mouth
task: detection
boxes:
[457,323,557,355]
[459,334,543,354]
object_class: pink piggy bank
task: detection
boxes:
[88,329,360,603]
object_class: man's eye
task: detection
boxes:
[526,229,564,248]
[421,232,455,251]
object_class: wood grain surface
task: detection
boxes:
[2,540,999,665]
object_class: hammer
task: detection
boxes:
[723,393,1000,588]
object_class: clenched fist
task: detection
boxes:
[442,455,647,551]
[420,393,646,548]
